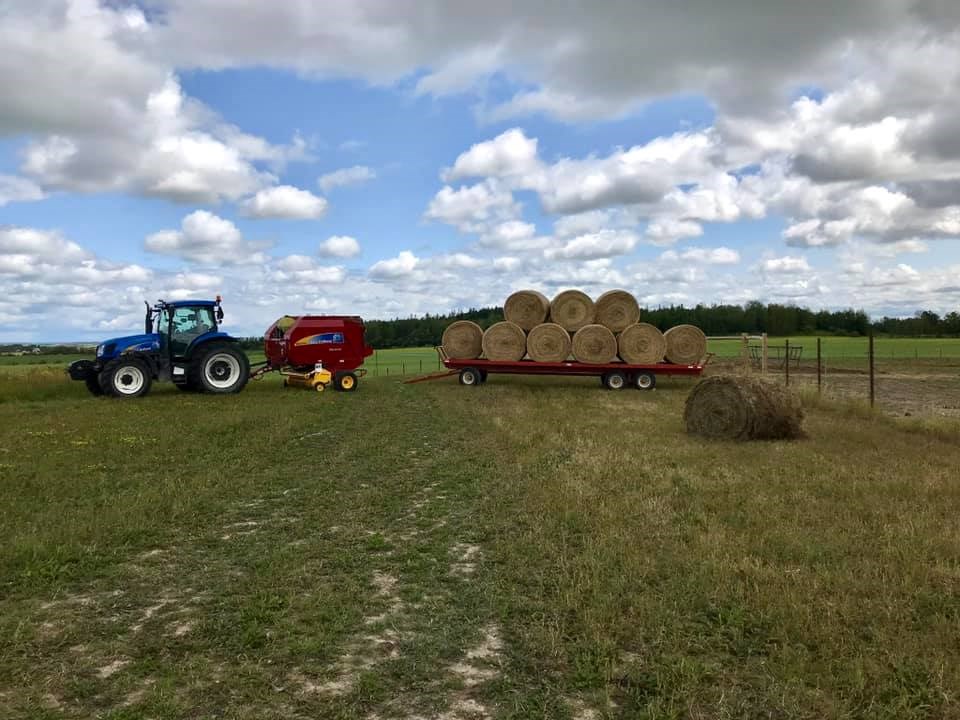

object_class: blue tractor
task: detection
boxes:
[68,297,250,398]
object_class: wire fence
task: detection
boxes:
[732,335,960,417]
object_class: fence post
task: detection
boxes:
[419,358,423,373]
[402,361,406,375]
[741,333,749,371]
[869,333,875,407]
[817,337,822,395]
[785,338,790,386]
[375,350,379,377]
[761,333,768,375]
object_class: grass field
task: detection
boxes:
[2,360,960,719]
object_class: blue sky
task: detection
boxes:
[2,1,960,341]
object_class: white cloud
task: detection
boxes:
[544,229,640,260]
[318,235,361,258]
[758,256,812,273]
[241,185,328,219]
[0,176,45,206]
[444,128,539,181]
[270,255,347,284]
[318,165,376,192]
[369,250,420,279]
[144,211,271,265]
[424,180,520,233]
[661,247,741,265]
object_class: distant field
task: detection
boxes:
[707,335,960,361]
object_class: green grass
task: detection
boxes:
[2,368,960,718]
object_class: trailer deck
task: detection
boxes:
[405,347,710,390]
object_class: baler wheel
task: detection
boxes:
[335,371,358,392]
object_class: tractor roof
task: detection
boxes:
[166,299,217,308]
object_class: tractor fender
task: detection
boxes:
[184,332,239,359]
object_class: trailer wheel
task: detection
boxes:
[603,371,627,390]
[635,371,656,390]
[459,367,482,386]
[102,359,152,398]
[335,371,358,392]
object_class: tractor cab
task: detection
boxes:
[148,299,226,358]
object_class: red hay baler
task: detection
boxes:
[258,315,374,392]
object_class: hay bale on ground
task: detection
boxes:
[482,321,527,361]
[664,324,707,364]
[441,320,483,359]
[594,290,640,332]
[618,323,666,364]
[684,375,805,441]
[572,324,618,364]
[504,290,550,331]
[526,323,572,363]
[550,290,595,332]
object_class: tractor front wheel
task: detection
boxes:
[101,359,152,398]
[84,374,105,396]
[191,345,250,394]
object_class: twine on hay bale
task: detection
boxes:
[684,375,805,441]
[550,290,595,332]
[441,320,483,359]
[504,289,550,331]
[618,323,666,364]
[482,321,527,362]
[664,324,707,365]
[594,290,640,332]
[526,323,572,363]
[572,324,618,364]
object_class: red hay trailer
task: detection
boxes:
[407,347,709,390]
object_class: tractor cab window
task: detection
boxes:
[163,306,217,356]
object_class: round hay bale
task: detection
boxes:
[684,375,805,441]
[550,290,595,332]
[441,321,483,359]
[482,321,526,362]
[572,324,618,364]
[526,323,572,363]
[664,324,707,365]
[594,290,640,332]
[618,323,666,364]
[504,289,550,331]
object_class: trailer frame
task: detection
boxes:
[406,347,710,390]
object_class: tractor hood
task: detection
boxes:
[96,333,161,361]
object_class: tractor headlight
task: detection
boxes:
[96,344,104,357]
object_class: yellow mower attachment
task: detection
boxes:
[280,364,333,392]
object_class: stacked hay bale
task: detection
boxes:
[440,288,709,366]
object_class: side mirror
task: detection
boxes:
[216,306,224,322]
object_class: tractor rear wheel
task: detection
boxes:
[84,374,105,396]
[101,359,152,398]
[191,344,250,394]
[334,371,358,392]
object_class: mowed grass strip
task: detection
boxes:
[1,371,960,718]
